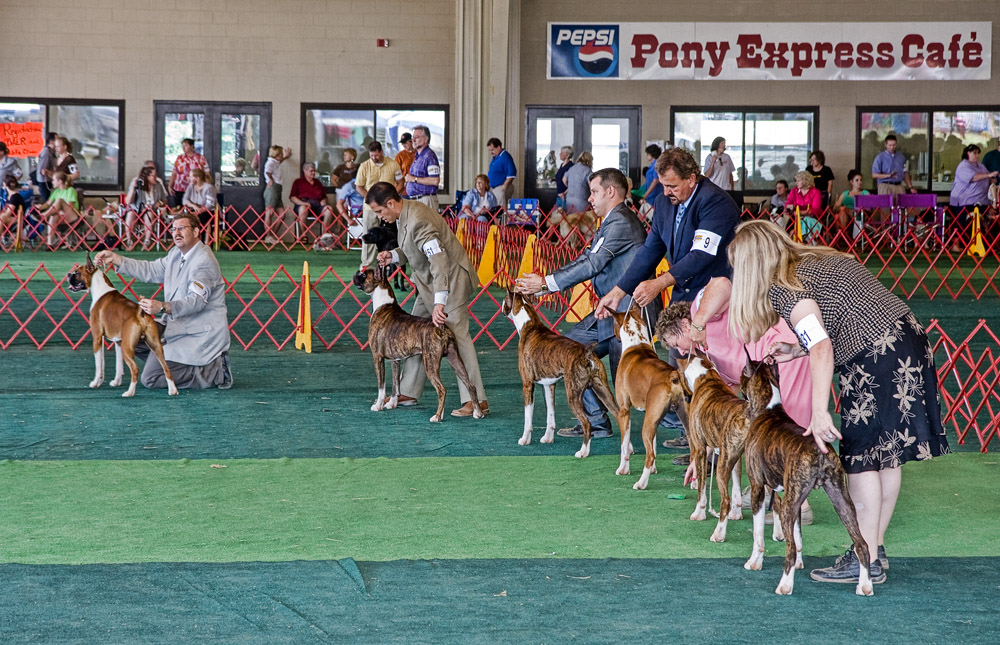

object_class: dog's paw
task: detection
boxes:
[518,434,531,446]
[632,479,648,491]
[728,508,743,522]
[856,581,874,597]
[109,377,122,387]
[615,464,630,476]
[744,554,764,571]
[574,441,591,459]
[121,390,135,398]
[539,430,554,444]
[89,379,102,389]
[690,509,707,521]
[473,410,484,419]
[384,399,398,410]
[710,525,727,543]
[167,384,179,396]
[371,402,384,412]
[429,414,442,423]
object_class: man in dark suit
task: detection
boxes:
[516,168,656,438]
[597,147,740,458]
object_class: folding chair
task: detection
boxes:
[853,194,895,248]
[895,192,944,245]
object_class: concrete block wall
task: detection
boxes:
[0,0,456,195]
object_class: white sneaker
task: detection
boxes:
[264,235,278,244]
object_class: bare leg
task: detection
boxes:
[847,471,882,563]
[877,467,902,546]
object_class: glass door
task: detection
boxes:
[154,101,271,215]
[525,106,641,211]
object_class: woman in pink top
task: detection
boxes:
[656,277,813,428]
[785,171,822,218]
[656,276,816,521]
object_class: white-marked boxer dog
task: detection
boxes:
[353,268,483,423]
[502,287,617,457]
[610,308,687,490]
[742,355,874,597]
[67,255,178,397]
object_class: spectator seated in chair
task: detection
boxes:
[458,174,498,222]
[125,164,169,249]
[39,170,81,248]
[0,175,28,246]
[179,168,217,229]
[289,162,335,244]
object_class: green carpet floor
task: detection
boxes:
[1,454,994,565]
[3,557,997,644]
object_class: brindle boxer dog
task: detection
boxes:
[742,354,873,596]
[610,308,686,490]
[502,287,617,458]
[676,351,748,542]
[67,255,178,398]
[353,268,483,423]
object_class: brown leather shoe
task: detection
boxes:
[672,453,691,466]
[451,401,489,417]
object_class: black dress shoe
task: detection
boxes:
[556,424,612,438]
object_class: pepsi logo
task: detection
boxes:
[578,42,615,75]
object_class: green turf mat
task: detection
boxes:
[0,453,993,565]
[1,342,983,461]
[2,557,996,644]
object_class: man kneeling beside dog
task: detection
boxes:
[94,212,232,390]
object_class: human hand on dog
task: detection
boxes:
[515,273,546,295]
[683,462,698,488]
[139,298,165,316]
[376,251,393,267]
[94,250,122,269]
[432,304,447,327]
[804,411,840,454]
[768,341,805,363]
[595,287,625,319]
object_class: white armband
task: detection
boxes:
[422,239,443,258]
[691,229,721,256]
[793,313,828,350]
[188,280,209,303]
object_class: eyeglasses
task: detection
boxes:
[171,225,194,233]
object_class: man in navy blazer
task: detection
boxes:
[516,168,657,438]
[597,146,740,312]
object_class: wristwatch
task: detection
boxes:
[690,320,705,332]
[159,303,166,314]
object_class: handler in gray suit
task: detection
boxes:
[366,181,487,417]
[95,212,232,390]
[515,168,658,438]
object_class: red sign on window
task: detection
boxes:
[0,122,45,158]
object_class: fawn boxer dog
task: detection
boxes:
[742,354,873,596]
[610,307,687,490]
[353,268,483,423]
[502,287,617,457]
[67,255,178,397]
[676,351,749,542]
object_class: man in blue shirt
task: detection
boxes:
[640,144,663,205]
[871,134,917,196]
[404,125,441,212]
[487,137,517,208]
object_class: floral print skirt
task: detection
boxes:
[837,313,951,473]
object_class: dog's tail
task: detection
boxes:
[584,343,619,415]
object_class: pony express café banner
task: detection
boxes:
[547,22,991,81]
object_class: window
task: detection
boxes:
[859,108,1000,193]
[301,104,448,191]
[0,98,124,189]
[672,108,818,193]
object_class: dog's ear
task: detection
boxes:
[85,254,95,271]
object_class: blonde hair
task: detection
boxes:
[576,151,594,167]
[793,170,815,188]
[727,220,848,343]
[269,144,284,158]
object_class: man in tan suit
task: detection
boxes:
[366,182,488,416]
[355,141,404,269]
